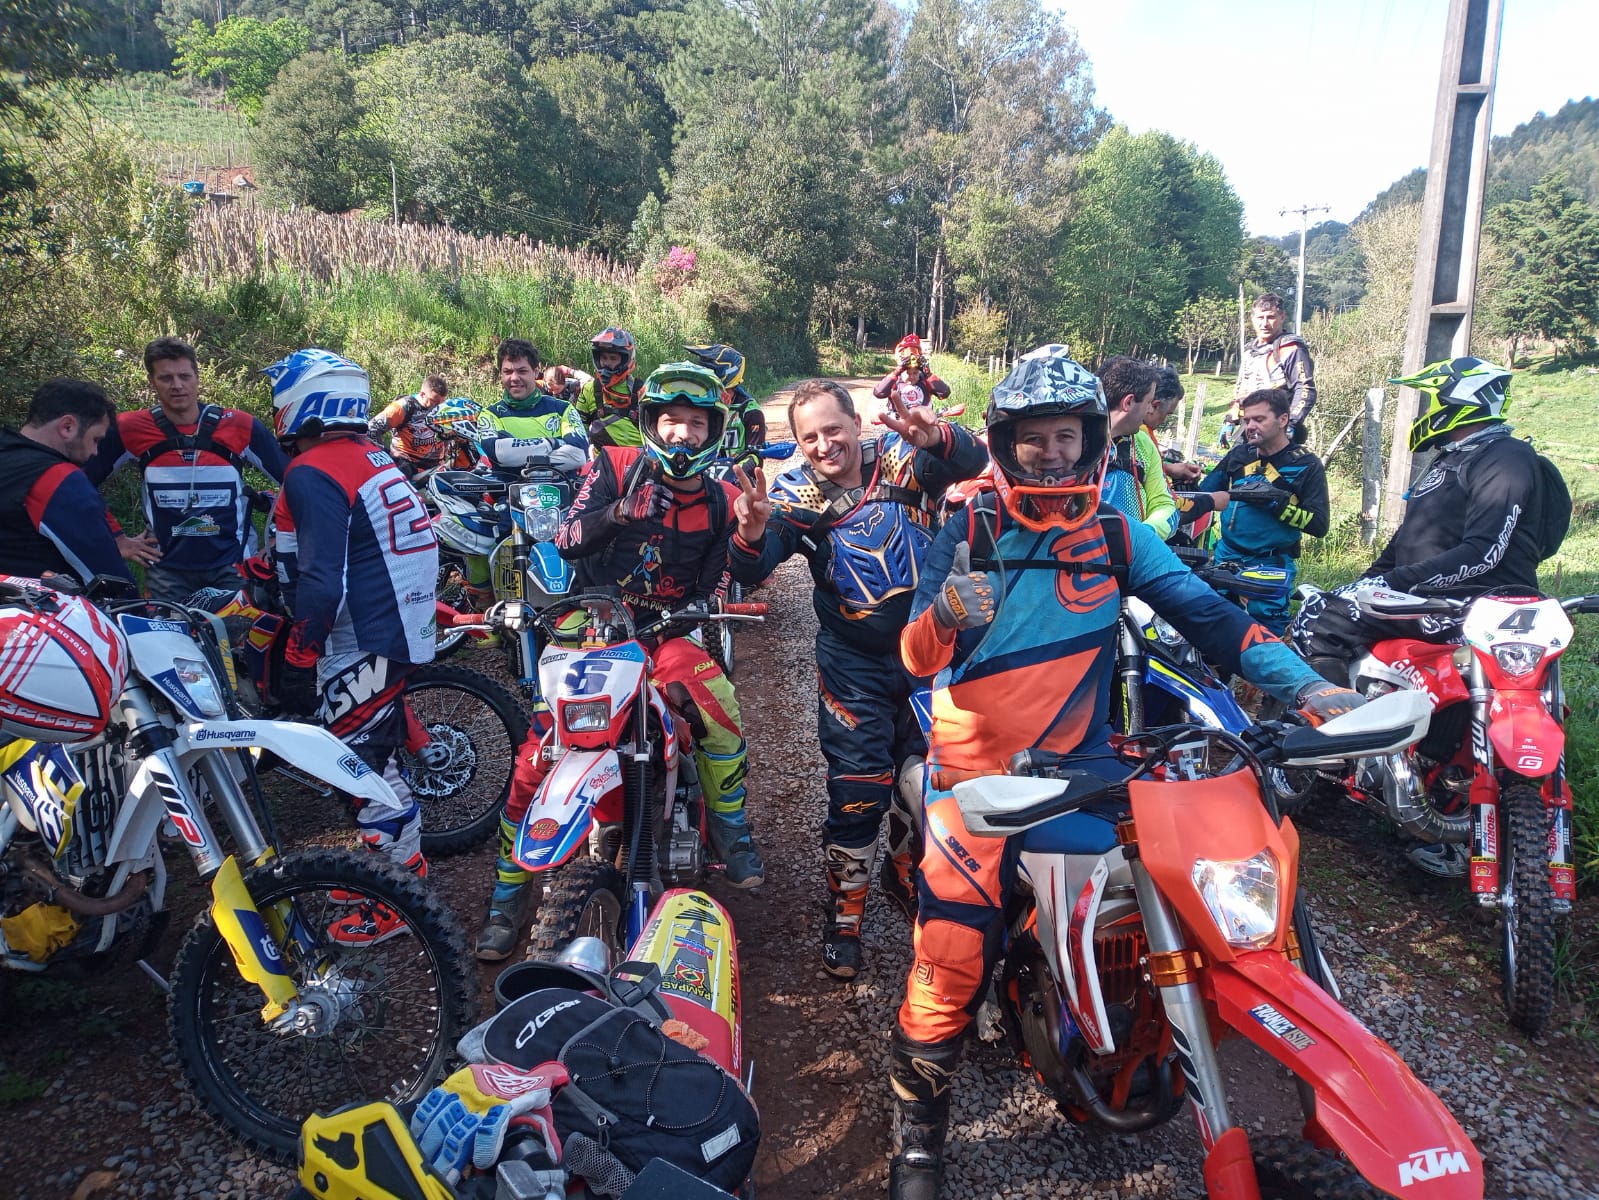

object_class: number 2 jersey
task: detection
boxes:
[272,434,438,665]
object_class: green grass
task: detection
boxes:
[84,74,250,175]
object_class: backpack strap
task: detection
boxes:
[966,495,1130,584]
[137,404,242,472]
[806,439,932,537]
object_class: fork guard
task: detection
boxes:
[1206,950,1482,1198]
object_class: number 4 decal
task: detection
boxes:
[1497,608,1537,634]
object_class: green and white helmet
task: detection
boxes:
[640,362,729,479]
[1392,357,1512,452]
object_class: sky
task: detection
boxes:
[1063,0,1596,237]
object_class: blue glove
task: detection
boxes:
[409,1062,565,1184]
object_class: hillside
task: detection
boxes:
[1360,96,1599,220]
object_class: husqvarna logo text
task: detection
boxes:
[1398,1147,1471,1187]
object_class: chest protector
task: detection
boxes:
[775,439,937,613]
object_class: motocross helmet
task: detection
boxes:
[0,578,129,742]
[590,327,638,397]
[263,348,370,441]
[1392,357,1513,452]
[985,345,1109,533]
[640,363,729,480]
[432,396,483,441]
[684,343,746,391]
[894,333,925,371]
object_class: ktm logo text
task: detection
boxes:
[1398,1147,1471,1187]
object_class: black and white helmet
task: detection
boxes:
[985,345,1109,531]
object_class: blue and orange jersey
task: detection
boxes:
[901,502,1322,782]
[272,434,437,666]
[0,429,130,585]
[84,405,288,571]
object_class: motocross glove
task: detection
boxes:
[1295,680,1365,727]
[1227,475,1289,512]
[931,541,995,631]
[614,477,673,524]
[276,661,321,718]
[410,1062,565,1185]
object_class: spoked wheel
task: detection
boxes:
[1500,783,1556,1035]
[168,848,478,1161]
[526,858,626,964]
[434,552,473,660]
[1248,1137,1381,1198]
[402,662,529,856]
[709,581,740,678]
[1255,697,1336,816]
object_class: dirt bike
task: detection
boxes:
[704,439,796,678]
[1294,580,1599,1035]
[428,450,580,671]
[952,692,1483,1198]
[449,592,765,961]
[194,573,528,858]
[0,578,478,1159]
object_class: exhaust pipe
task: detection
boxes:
[1372,753,1470,844]
[21,859,150,915]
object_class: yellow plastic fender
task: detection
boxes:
[209,855,298,1021]
[297,1103,454,1200]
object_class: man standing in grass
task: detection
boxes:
[1221,292,1316,448]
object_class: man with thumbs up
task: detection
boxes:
[728,379,986,978]
[885,346,1356,1200]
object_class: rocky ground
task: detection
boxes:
[2,383,1596,1198]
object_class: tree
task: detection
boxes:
[1056,127,1244,362]
[1236,237,1296,301]
[1172,295,1234,373]
[253,50,375,212]
[172,16,311,113]
[1480,172,1599,361]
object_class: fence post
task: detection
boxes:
[1361,387,1385,544]
[1185,383,1207,459]
[1173,397,1187,452]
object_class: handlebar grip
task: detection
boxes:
[723,602,768,617]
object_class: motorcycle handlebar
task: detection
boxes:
[1560,594,1599,614]
[721,602,768,617]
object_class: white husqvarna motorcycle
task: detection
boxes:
[0,577,476,1160]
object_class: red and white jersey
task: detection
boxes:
[273,435,437,666]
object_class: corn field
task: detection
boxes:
[183,205,636,287]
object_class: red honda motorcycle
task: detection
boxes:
[1305,581,1599,1035]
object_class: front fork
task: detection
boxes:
[123,682,306,1022]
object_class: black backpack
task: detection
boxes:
[480,980,759,1195]
[1528,444,1572,561]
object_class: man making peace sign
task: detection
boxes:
[728,380,987,977]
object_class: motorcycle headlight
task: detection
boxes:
[1151,617,1185,648]
[174,656,226,717]
[1192,849,1281,949]
[528,507,561,541]
[1491,642,1545,678]
[562,699,610,733]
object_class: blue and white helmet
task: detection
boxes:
[263,348,370,440]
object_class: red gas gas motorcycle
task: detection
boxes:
[1300,581,1599,1035]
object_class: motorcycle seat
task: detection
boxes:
[1020,803,1124,855]
[433,470,508,498]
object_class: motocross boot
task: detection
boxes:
[823,843,872,978]
[706,807,765,888]
[477,816,536,961]
[881,792,923,924]
[888,1028,962,1200]
[1308,655,1347,686]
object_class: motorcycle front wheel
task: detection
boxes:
[709,581,741,679]
[403,662,529,856]
[1500,782,1556,1035]
[526,858,626,965]
[434,551,473,660]
[168,848,478,1160]
[1249,1136,1381,1198]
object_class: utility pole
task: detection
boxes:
[1384,0,1503,534]
[1279,204,1330,332]
[390,162,399,225]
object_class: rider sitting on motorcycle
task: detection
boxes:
[1099,356,1179,542]
[584,326,647,449]
[685,343,767,456]
[463,338,589,611]
[472,362,763,961]
[727,379,987,979]
[1192,387,1330,634]
[873,334,951,411]
[886,345,1357,1200]
[266,349,439,946]
[1288,357,1559,876]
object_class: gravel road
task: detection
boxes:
[1,381,1594,1199]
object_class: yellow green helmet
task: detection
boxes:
[641,362,729,478]
[1391,356,1512,453]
